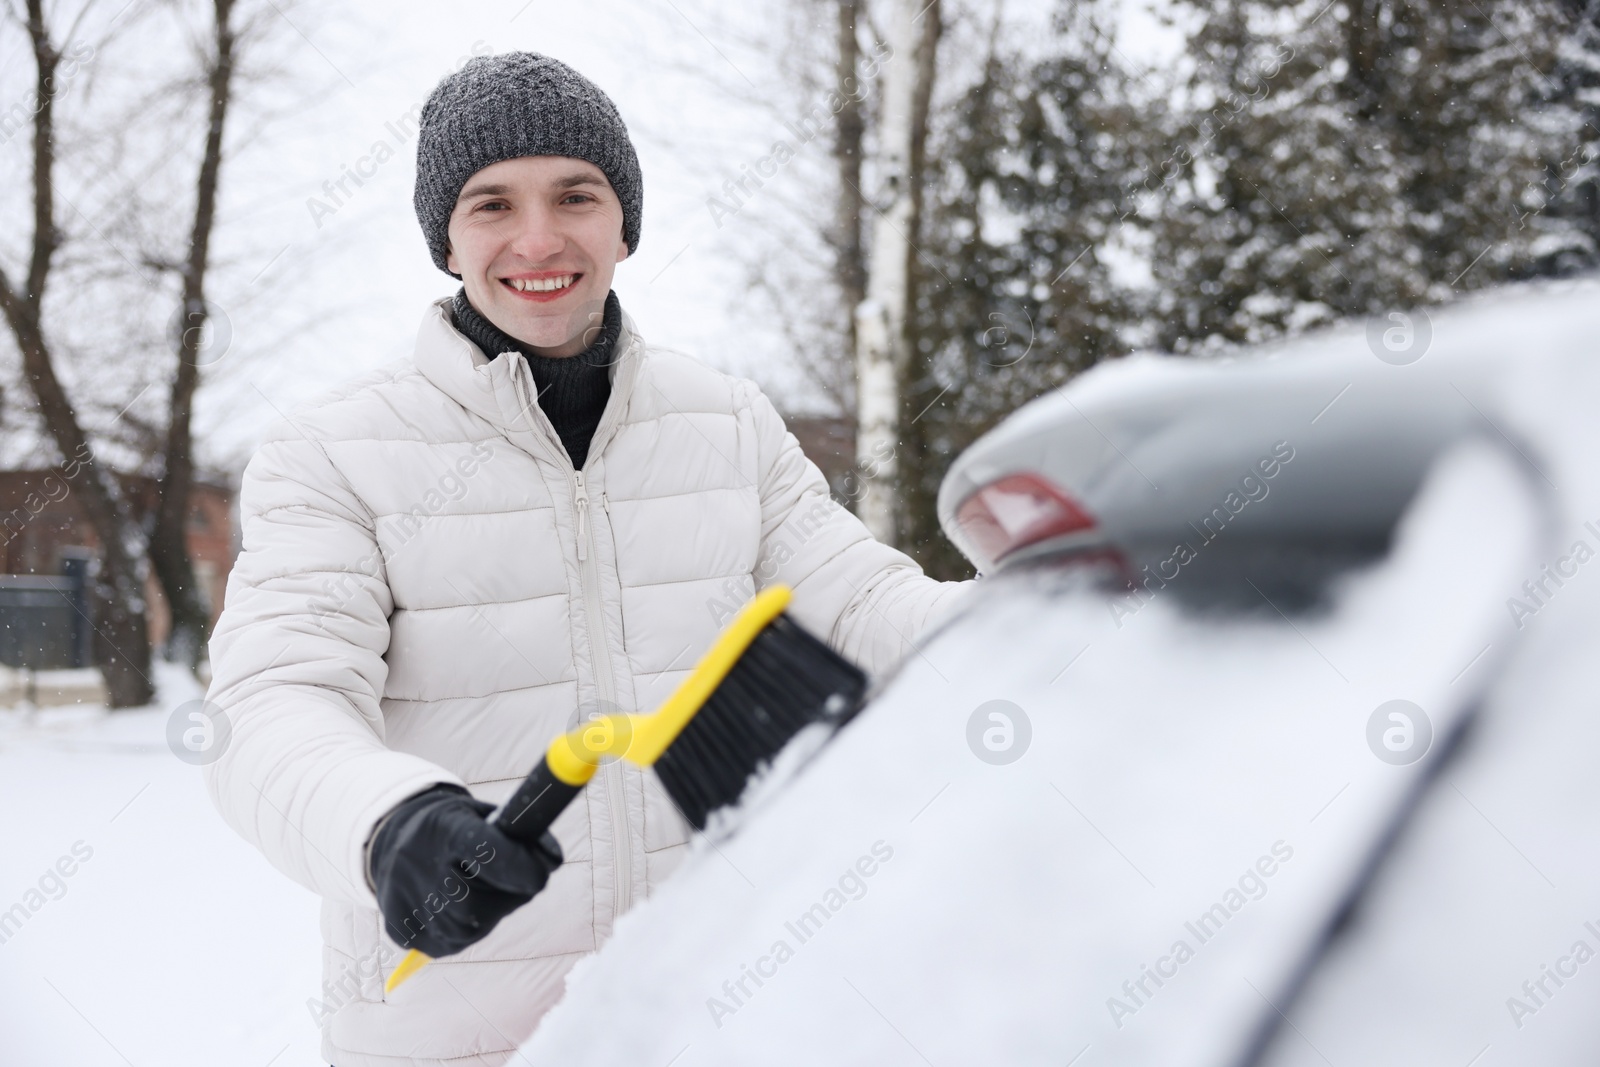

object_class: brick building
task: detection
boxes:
[0,468,236,660]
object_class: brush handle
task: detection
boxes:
[493,755,584,846]
[387,755,581,996]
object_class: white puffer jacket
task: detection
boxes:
[204,300,965,1067]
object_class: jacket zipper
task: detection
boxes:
[573,469,633,920]
[508,343,639,925]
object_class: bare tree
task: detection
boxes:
[628,0,953,544]
[148,0,240,669]
[0,0,154,707]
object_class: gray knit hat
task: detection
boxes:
[413,52,642,275]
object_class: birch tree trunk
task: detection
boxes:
[855,0,940,546]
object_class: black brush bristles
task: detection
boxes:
[652,613,867,829]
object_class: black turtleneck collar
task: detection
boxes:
[451,289,622,469]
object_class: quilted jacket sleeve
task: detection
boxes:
[741,382,973,677]
[203,423,463,908]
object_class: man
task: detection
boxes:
[205,52,964,1067]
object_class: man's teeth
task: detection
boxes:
[507,275,575,292]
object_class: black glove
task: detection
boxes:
[368,784,563,957]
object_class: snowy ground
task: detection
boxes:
[0,663,325,1067]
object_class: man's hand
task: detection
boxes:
[368,784,563,957]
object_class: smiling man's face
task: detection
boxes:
[446,155,629,357]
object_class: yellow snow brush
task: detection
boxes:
[385,584,866,993]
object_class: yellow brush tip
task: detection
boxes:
[385,948,430,993]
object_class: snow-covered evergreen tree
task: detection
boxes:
[1150,0,1588,352]
[1546,0,1600,269]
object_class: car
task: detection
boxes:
[517,276,1600,1066]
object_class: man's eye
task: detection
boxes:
[562,194,593,205]
[477,201,508,212]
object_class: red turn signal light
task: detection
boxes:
[955,472,1096,568]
